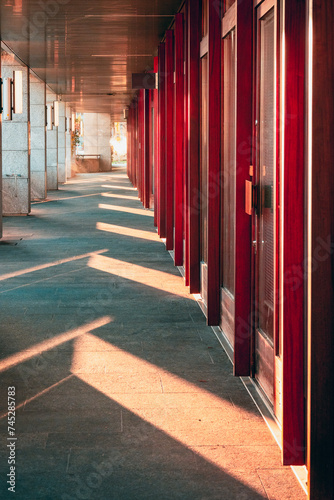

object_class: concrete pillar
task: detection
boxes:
[58,101,66,184]
[30,72,46,200]
[46,87,58,190]
[65,105,73,180]
[1,49,30,215]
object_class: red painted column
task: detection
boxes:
[134,98,139,190]
[187,0,200,293]
[153,56,159,226]
[233,0,252,376]
[127,109,130,181]
[137,92,142,202]
[174,13,185,266]
[141,89,146,205]
[184,1,190,286]
[165,29,174,251]
[206,0,221,325]
[158,43,166,238]
[282,0,305,467]
[308,2,334,496]
[144,89,150,209]
[139,89,145,204]
[149,89,154,209]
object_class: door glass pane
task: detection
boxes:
[259,8,275,341]
[222,29,236,296]
[200,54,208,263]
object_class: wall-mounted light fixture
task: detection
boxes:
[66,116,71,132]
[13,71,23,114]
[0,70,23,121]
[46,100,60,130]
[53,100,59,127]
[123,108,129,120]
[71,112,76,132]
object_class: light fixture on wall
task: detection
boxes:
[71,112,76,132]
[0,70,23,121]
[53,101,59,127]
[13,71,23,114]
[66,116,71,132]
[46,100,60,130]
[123,108,129,120]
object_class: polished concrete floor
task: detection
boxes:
[0,170,305,499]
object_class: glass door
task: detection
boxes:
[199,0,209,304]
[220,19,236,346]
[253,0,278,406]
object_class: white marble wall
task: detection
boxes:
[46,87,58,190]
[83,113,111,171]
[1,50,30,215]
[30,72,46,200]
[58,102,66,184]
[65,105,73,180]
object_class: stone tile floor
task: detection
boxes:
[0,169,306,499]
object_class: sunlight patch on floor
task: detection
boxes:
[101,184,137,191]
[88,254,191,298]
[0,249,108,282]
[96,223,159,241]
[0,317,112,374]
[73,333,267,483]
[99,204,154,217]
[101,193,138,201]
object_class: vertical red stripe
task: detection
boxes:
[174,13,185,266]
[165,29,174,251]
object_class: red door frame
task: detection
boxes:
[143,89,150,209]
[153,56,159,225]
[206,0,221,325]
[187,0,201,293]
[174,13,185,266]
[308,2,334,496]
[233,0,252,375]
[165,29,174,251]
[158,42,166,238]
[184,0,190,286]
[281,0,305,467]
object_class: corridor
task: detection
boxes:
[0,169,305,499]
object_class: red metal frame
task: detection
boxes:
[165,29,174,251]
[153,56,159,226]
[184,1,190,286]
[187,0,201,294]
[158,42,166,238]
[233,0,252,375]
[206,0,221,325]
[144,89,150,209]
[282,0,305,466]
[308,3,334,496]
[174,13,185,266]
